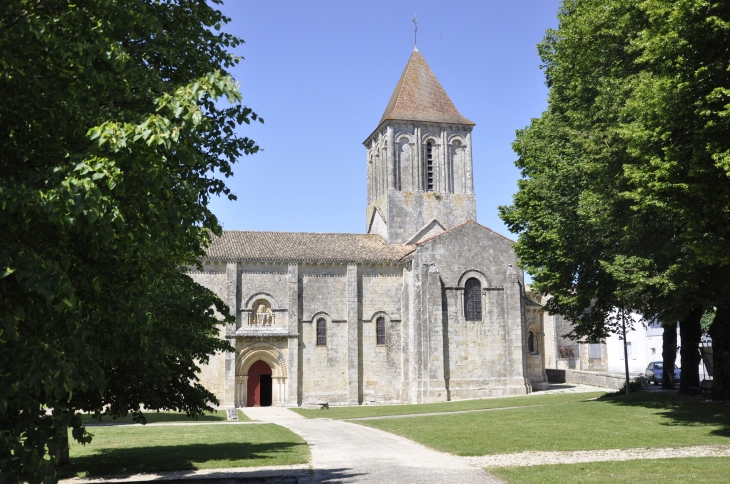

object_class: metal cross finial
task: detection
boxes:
[412,16,418,47]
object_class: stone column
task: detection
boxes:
[286,263,300,406]
[439,127,446,193]
[387,125,395,190]
[346,263,361,405]
[465,130,474,194]
[408,262,429,403]
[241,376,248,407]
[505,264,531,394]
[415,125,422,190]
[425,264,447,402]
[222,262,238,407]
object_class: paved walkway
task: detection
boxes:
[242,407,503,484]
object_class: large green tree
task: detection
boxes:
[500,0,730,397]
[0,1,262,482]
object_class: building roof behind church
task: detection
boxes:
[378,48,474,127]
[205,231,416,263]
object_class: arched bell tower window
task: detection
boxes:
[316,318,327,346]
[376,316,386,345]
[464,278,482,321]
[426,142,434,191]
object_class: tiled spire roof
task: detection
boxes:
[204,231,415,263]
[378,47,474,126]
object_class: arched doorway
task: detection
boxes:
[247,360,273,407]
[236,343,288,407]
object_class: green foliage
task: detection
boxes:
[701,310,716,334]
[500,0,730,339]
[0,1,262,482]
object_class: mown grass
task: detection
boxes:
[81,409,250,424]
[61,423,308,478]
[490,457,730,484]
[356,392,730,455]
[292,391,607,420]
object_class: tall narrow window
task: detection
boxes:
[528,331,535,353]
[316,318,327,346]
[464,278,482,321]
[426,142,434,191]
[376,316,386,345]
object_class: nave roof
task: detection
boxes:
[205,231,416,263]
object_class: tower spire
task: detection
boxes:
[412,16,418,50]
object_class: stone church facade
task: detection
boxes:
[190,47,548,408]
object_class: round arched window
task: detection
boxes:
[528,331,535,353]
[464,278,482,321]
[316,318,327,346]
[376,316,386,345]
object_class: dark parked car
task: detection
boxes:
[645,361,681,385]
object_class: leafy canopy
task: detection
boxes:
[500,0,730,338]
[0,1,262,482]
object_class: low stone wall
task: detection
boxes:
[545,369,565,383]
[564,370,627,390]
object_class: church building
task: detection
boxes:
[190,47,548,408]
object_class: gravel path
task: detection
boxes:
[243,407,503,483]
[464,444,730,468]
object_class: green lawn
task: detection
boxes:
[81,409,250,424]
[356,392,730,455]
[292,391,607,420]
[490,457,730,484]
[61,423,308,478]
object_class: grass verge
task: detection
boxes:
[61,423,308,478]
[490,457,730,484]
[291,391,606,420]
[81,409,251,424]
[356,392,730,455]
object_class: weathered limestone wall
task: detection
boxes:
[301,267,348,322]
[410,222,530,400]
[564,369,624,390]
[188,268,227,403]
[192,222,544,407]
[525,304,549,390]
[365,122,477,244]
[190,266,227,299]
[299,265,349,404]
[360,265,405,403]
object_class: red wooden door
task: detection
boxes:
[247,360,272,407]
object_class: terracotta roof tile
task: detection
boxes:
[379,48,474,127]
[204,231,415,263]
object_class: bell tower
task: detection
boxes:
[364,47,477,244]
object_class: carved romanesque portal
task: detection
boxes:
[236,343,288,407]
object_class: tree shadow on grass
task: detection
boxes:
[58,441,308,479]
[81,411,225,425]
[596,391,730,438]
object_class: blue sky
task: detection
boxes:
[211,0,561,238]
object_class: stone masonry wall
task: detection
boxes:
[360,265,404,403]
[300,265,349,404]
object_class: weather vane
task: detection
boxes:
[412,16,418,46]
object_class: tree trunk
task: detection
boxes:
[58,424,70,466]
[678,306,703,395]
[709,305,730,400]
[662,321,678,389]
